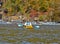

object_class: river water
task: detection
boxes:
[0,24,60,44]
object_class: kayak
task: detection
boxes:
[24,22,33,29]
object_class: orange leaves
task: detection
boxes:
[30,9,37,15]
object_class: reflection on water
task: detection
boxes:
[21,41,33,44]
[0,28,60,44]
[0,42,12,44]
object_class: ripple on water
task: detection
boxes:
[50,42,59,44]
[21,41,34,44]
[0,42,12,44]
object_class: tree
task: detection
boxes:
[3,0,55,21]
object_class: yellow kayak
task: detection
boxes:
[25,25,33,29]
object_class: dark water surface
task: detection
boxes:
[0,24,60,44]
